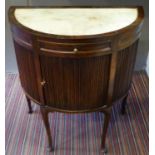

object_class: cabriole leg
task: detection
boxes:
[101,109,111,153]
[26,96,33,114]
[40,107,53,152]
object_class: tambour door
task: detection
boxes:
[39,52,111,111]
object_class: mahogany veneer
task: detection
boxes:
[8,6,144,153]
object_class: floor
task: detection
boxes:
[5,71,149,155]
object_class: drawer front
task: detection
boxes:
[38,39,112,57]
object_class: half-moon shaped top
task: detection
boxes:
[14,8,138,36]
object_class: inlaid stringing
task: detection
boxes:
[15,8,138,36]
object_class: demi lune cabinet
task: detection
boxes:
[8,6,144,153]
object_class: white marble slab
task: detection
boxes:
[14,8,138,36]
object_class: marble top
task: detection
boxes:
[14,8,138,36]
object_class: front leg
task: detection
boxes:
[40,107,53,152]
[101,109,111,153]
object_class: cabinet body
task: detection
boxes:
[9,6,144,112]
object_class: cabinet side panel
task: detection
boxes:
[40,55,111,110]
[113,40,139,100]
[13,41,40,102]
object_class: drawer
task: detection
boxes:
[38,39,111,51]
[38,39,112,57]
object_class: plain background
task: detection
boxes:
[5,0,149,73]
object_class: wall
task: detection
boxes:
[146,54,149,76]
[5,0,149,73]
[6,0,28,73]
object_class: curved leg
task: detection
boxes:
[121,94,128,115]
[26,96,33,114]
[40,107,53,152]
[101,109,111,153]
